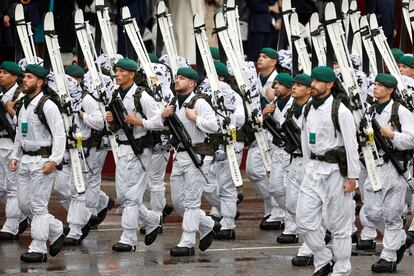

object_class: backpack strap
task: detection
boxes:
[303,100,313,121]
[34,95,52,134]
[389,101,401,132]
[331,96,342,135]
[185,93,212,109]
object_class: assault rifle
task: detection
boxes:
[108,96,146,171]
[0,96,16,141]
[281,117,301,154]
[166,97,208,183]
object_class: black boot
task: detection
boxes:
[313,262,332,276]
[0,231,19,240]
[20,252,47,263]
[371,258,397,273]
[356,239,376,250]
[96,197,115,225]
[144,216,162,246]
[80,215,101,240]
[49,234,65,256]
[396,235,414,264]
[63,224,70,236]
[234,210,241,221]
[351,232,359,244]
[276,234,298,244]
[170,246,195,256]
[199,221,221,251]
[324,230,332,244]
[63,237,81,246]
[112,242,136,252]
[291,255,314,266]
[162,204,174,218]
[260,219,284,230]
[18,217,29,235]
[215,229,236,240]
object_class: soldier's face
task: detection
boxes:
[0,69,17,87]
[257,54,276,71]
[114,67,134,86]
[399,63,414,78]
[273,81,289,97]
[22,73,41,95]
[373,82,392,101]
[292,83,310,99]
[174,75,195,94]
[311,79,328,97]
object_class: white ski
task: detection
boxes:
[44,12,85,194]
[348,0,362,57]
[369,15,414,112]
[402,0,412,43]
[359,15,378,75]
[156,1,179,80]
[214,12,272,174]
[281,0,293,50]
[95,0,118,71]
[341,0,350,42]
[290,12,311,75]
[309,12,326,66]
[74,9,119,164]
[121,7,165,104]
[409,0,414,45]
[324,2,382,191]
[193,13,243,188]
[224,0,244,63]
[14,4,37,64]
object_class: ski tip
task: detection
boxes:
[324,2,337,21]
[359,15,368,27]
[341,0,349,13]
[290,12,301,35]
[193,13,204,28]
[309,12,320,28]
[282,0,292,11]
[226,0,235,9]
[214,12,226,27]
[156,0,166,15]
[368,13,378,28]
[14,3,24,20]
[349,0,357,11]
[410,0,414,11]
[74,9,84,23]
[121,6,131,19]
[95,0,104,7]
[43,12,54,31]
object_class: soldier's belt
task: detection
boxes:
[22,146,52,158]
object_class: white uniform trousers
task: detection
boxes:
[170,152,214,247]
[145,151,169,216]
[362,162,407,262]
[0,148,22,235]
[296,167,353,275]
[116,148,160,246]
[17,158,63,254]
[285,156,313,257]
[88,147,110,215]
[246,145,285,220]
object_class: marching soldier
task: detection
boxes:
[0,61,28,240]
[106,58,164,252]
[162,67,221,256]
[10,64,66,262]
[296,66,360,275]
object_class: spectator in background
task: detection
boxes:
[366,0,396,47]
[0,0,15,63]
[246,0,279,62]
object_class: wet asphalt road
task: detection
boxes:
[0,177,413,275]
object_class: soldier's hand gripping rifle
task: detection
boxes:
[107,97,146,171]
[0,95,16,141]
[165,97,209,183]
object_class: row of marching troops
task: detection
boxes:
[1,44,414,275]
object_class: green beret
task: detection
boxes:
[72,47,78,54]
[177,67,198,81]
[148,53,160,63]
[391,48,404,63]
[311,66,336,83]
[398,55,414,68]
[65,64,85,78]
[210,47,220,60]
[275,73,292,88]
[260,47,279,60]
[214,61,230,77]
[293,73,312,86]
[0,61,23,76]
[25,64,49,79]
[115,58,139,71]
[375,73,398,88]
